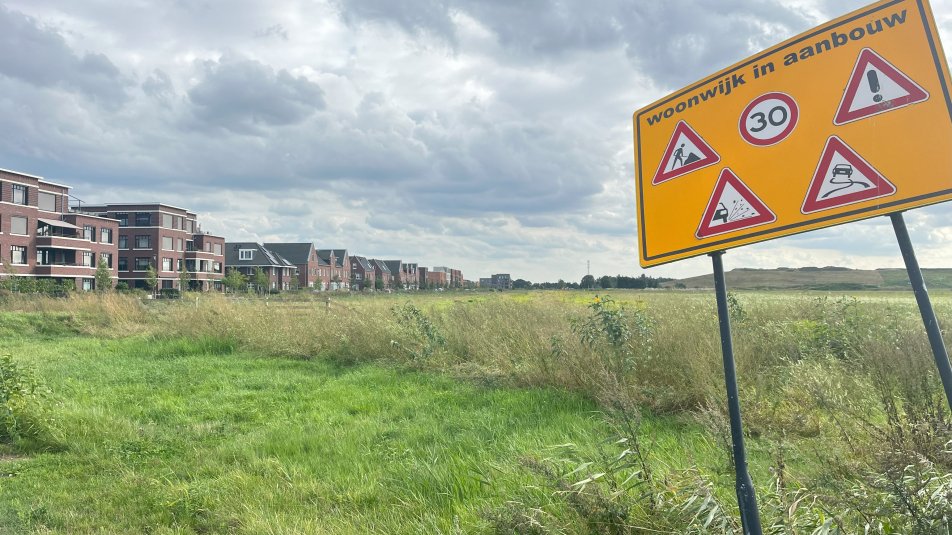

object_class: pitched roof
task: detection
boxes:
[383,260,402,274]
[263,243,313,264]
[352,255,374,270]
[371,259,391,273]
[316,249,348,268]
[225,242,292,267]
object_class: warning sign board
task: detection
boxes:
[802,136,896,213]
[632,0,952,268]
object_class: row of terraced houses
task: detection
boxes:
[0,167,464,291]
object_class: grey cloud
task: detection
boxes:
[142,69,175,106]
[187,53,326,134]
[0,4,128,105]
[337,0,810,87]
[254,24,289,40]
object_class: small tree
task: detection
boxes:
[178,263,191,297]
[94,256,112,292]
[145,263,159,297]
[222,268,248,294]
[581,274,596,290]
[374,277,384,291]
[253,268,270,295]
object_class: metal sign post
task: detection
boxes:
[710,251,763,535]
[890,212,952,414]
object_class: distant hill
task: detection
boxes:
[661,266,952,291]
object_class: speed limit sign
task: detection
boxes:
[739,92,799,146]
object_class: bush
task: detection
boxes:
[115,281,130,291]
[160,288,181,299]
[0,355,47,441]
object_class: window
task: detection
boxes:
[135,212,151,226]
[12,184,27,205]
[177,238,183,251]
[205,242,211,252]
[100,253,112,268]
[176,259,183,271]
[177,216,184,230]
[116,213,129,227]
[135,258,151,271]
[214,262,222,273]
[118,257,128,271]
[101,228,113,244]
[118,235,128,249]
[356,273,362,280]
[214,243,222,255]
[83,225,95,241]
[10,246,26,265]
[295,268,300,275]
[162,257,173,272]
[186,220,194,233]
[239,249,253,260]
[81,252,94,267]
[162,236,173,250]
[162,280,174,289]
[82,279,94,291]
[38,192,56,211]
[135,235,150,248]
[185,259,196,272]
[10,216,27,235]
[271,267,277,276]
[162,213,173,228]
[185,240,194,252]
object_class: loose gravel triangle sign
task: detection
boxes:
[696,169,776,238]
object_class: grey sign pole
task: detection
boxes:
[890,212,952,414]
[710,251,763,535]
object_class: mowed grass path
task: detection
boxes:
[0,333,622,534]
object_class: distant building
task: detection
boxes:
[263,242,320,289]
[480,274,512,289]
[316,249,350,290]
[350,255,376,291]
[224,242,296,291]
[80,202,225,291]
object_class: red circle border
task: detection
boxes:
[738,92,799,147]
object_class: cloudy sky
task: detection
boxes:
[0,0,949,282]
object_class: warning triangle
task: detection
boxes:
[833,48,929,125]
[801,136,896,214]
[652,121,720,185]
[696,168,776,239]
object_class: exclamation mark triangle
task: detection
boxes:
[834,48,929,125]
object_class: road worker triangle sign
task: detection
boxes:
[652,120,720,185]
[833,48,929,125]
[696,168,776,239]
[802,136,896,214]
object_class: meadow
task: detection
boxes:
[0,289,950,534]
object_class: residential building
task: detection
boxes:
[433,266,464,288]
[417,267,428,289]
[0,167,119,290]
[429,268,449,288]
[263,242,321,289]
[316,249,350,290]
[492,273,512,289]
[224,242,296,291]
[350,255,376,291]
[78,203,225,291]
[371,259,392,288]
[479,277,491,288]
[383,260,404,289]
[402,262,419,289]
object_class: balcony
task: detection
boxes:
[34,262,97,276]
[35,235,93,251]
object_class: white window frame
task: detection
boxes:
[239,249,254,261]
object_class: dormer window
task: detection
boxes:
[239,249,254,261]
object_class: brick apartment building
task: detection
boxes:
[402,262,419,289]
[481,273,511,289]
[428,268,448,288]
[383,260,404,289]
[224,242,296,291]
[350,255,376,291]
[371,259,392,288]
[433,266,463,288]
[264,242,321,289]
[417,267,428,288]
[78,203,225,291]
[316,249,350,290]
[0,167,119,290]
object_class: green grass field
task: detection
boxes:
[0,290,949,534]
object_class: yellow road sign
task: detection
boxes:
[632,0,952,268]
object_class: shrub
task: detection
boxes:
[0,355,47,441]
